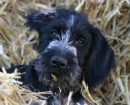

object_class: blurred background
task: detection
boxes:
[0,0,130,105]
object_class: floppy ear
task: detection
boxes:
[26,8,56,32]
[84,26,115,88]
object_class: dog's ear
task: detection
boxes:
[26,8,56,32]
[84,26,115,88]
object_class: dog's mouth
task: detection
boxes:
[41,72,67,85]
[39,71,81,93]
[41,73,67,91]
[42,73,59,83]
[33,54,82,92]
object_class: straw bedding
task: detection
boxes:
[0,0,130,105]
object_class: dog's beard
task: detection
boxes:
[41,66,81,92]
[33,53,82,93]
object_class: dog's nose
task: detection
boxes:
[50,56,67,69]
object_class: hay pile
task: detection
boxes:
[0,67,48,105]
[0,0,130,105]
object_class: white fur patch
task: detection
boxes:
[67,15,75,28]
[60,15,75,45]
[61,30,70,45]
[47,39,77,57]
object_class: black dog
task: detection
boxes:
[0,8,115,105]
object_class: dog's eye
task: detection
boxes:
[75,38,85,46]
[50,29,60,40]
[51,29,58,35]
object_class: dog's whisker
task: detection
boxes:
[59,87,61,93]
[70,73,74,80]
[68,41,73,45]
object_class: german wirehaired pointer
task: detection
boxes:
[0,8,115,105]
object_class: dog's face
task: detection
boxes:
[26,8,115,93]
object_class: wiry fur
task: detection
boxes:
[0,8,115,105]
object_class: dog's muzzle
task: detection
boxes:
[33,39,82,92]
[45,40,78,69]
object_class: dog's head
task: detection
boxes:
[26,8,115,93]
